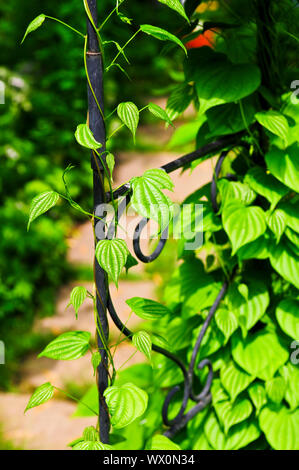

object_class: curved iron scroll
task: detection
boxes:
[104,133,244,438]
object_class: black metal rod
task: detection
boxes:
[86,0,110,443]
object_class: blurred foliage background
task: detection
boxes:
[0,0,186,388]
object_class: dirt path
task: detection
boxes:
[0,107,214,450]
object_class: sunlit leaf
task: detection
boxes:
[158,0,189,23]
[38,331,90,360]
[140,25,187,55]
[27,191,60,230]
[276,298,299,340]
[68,286,88,319]
[21,14,46,44]
[126,297,171,320]
[75,124,102,150]
[260,406,299,450]
[132,331,152,363]
[95,239,129,287]
[117,102,139,141]
[255,110,289,145]
[25,382,54,412]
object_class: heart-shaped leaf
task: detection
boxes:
[140,24,187,55]
[215,308,238,343]
[25,382,54,412]
[215,398,253,434]
[266,377,286,404]
[244,167,288,209]
[267,209,286,242]
[220,361,254,402]
[28,191,60,230]
[232,331,288,381]
[269,242,299,289]
[117,102,139,140]
[222,203,267,255]
[132,331,152,362]
[95,239,129,287]
[248,383,267,415]
[104,383,148,429]
[68,286,88,319]
[255,111,289,145]
[146,434,181,450]
[38,331,91,360]
[75,124,102,150]
[260,406,299,450]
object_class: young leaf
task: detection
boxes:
[132,331,152,363]
[222,203,267,255]
[148,102,174,126]
[158,0,189,23]
[255,110,289,145]
[276,298,299,340]
[126,297,171,320]
[266,209,286,243]
[68,286,88,319]
[38,331,91,360]
[265,377,286,404]
[95,239,129,287]
[106,152,115,181]
[269,243,299,290]
[91,352,101,376]
[248,383,267,415]
[140,25,187,55]
[21,14,46,44]
[25,382,54,413]
[117,102,139,141]
[104,383,148,429]
[215,308,238,343]
[75,124,102,150]
[27,191,60,230]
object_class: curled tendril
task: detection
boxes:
[133,218,168,263]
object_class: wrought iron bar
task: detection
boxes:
[86,0,110,443]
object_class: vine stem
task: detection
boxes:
[45,16,85,38]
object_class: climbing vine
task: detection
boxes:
[23,0,299,451]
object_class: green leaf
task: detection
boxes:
[260,406,299,450]
[166,83,193,121]
[266,377,286,404]
[130,169,174,231]
[280,363,299,410]
[215,398,253,434]
[244,167,289,209]
[147,434,181,450]
[117,102,139,141]
[220,361,254,402]
[267,209,286,243]
[158,0,189,23]
[21,14,46,44]
[227,281,270,333]
[95,239,129,287]
[132,331,152,362]
[75,124,102,150]
[279,201,299,233]
[248,383,267,415]
[25,382,54,413]
[204,412,260,450]
[237,235,271,261]
[73,440,113,450]
[193,49,261,103]
[27,191,59,230]
[38,331,91,360]
[269,242,299,289]
[222,203,267,255]
[255,111,289,145]
[140,24,187,55]
[91,352,101,376]
[68,286,88,319]
[106,153,115,181]
[168,119,205,149]
[276,298,299,340]
[148,102,174,126]
[232,331,288,381]
[265,144,299,192]
[124,253,138,273]
[218,180,256,209]
[104,383,148,429]
[126,297,171,320]
[215,308,238,343]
